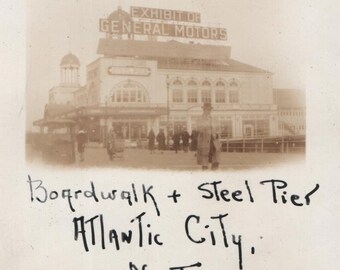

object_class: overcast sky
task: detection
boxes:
[26,0,307,129]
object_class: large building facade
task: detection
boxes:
[39,7,303,145]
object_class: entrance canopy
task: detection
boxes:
[43,105,167,121]
[33,119,76,127]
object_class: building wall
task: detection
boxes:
[49,86,78,104]
[86,58,101,105]
[157,70,273,106]
[73,87,88,107]
[278,108,306,135]
[98,58,159,105]
[85,57,274,107]
[71,56,280,138]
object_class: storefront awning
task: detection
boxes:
[33,119,76,127]
[48,106,167,120]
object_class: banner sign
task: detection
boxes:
[99,19,227,40]
[130,6,201,23]
[108,66,151,76]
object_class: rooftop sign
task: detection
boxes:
[99,7,227,41]
[130,6,201,23]
[99,20,227,40]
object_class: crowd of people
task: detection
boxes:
[76,103,221,170]
[147,128,198,154]
[146,103,221,170]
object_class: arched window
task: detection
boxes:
[187,80,198,103]
[201,80,211,103]
[215,81,226,103]
[110,80,149,103]
[228,79,239,103]
[171,79,183,103]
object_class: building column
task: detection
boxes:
[235,115,243,138]
[211,90,216,105]
[106,118,113,133]
[154,117,160,134]
[187,115,192,134]
[147,118,151,132]
[198,88,202,104]
[99,118,107,145]
[270,113,279,136]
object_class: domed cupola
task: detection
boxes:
[106,7,133,39]
[107,7,132,23]
[59,52,80,86]
[60,52,80,67]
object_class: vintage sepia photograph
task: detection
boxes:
[26,0,306,170]
[3,1,339,269]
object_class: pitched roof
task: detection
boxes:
[97,38,231,60]
[97,39,269,73]
[157,58,269,73]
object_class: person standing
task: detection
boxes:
[173,130,181,154]
[156,129,166,154]
[148,129,156,154]
[182,129,190,153]
[76,129,87,162]
[107,125,116,161]
[197,103,221,170]
[190,129,198,151]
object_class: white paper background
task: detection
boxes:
[1,0,339,269]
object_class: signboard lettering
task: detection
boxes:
[108,66,151,76]
[130,6,201,23]
[99,19,227,40]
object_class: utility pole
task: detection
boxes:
[166,75,170,149]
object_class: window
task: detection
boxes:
[220,120,232,138]
[201,90,211,103]
[187,80,198,103]
[256,120,269,136]
[215,81,226,103]
[130,90,136,102]
[123,91,129,102]
[201,80,211,103]
[171,80,183,103]
[173,89,183,102]
[229,91,239,103]
[243,120,269,137]
[110,80,149,104]
[228,79,239,103]
[116,90,122,102]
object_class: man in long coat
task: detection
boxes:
[190,129,198,151]
[182,129,190,152]
[76,129,87,162]
[173,130,181,154]
[148,129,156,154]
[156,129,166,153]
[197,103,221,170]
[107,125,116,160]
